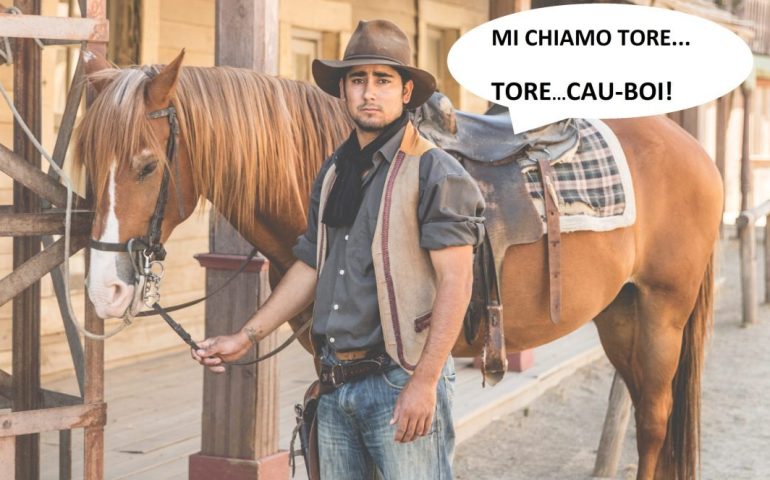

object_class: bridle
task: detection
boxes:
[89,105,179,311]
[88,99,308,366]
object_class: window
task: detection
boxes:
[424,25,460,105]
[291,28,322,83]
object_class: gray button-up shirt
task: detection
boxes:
[292,124,486,352]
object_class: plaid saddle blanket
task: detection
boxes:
[521,118,636,233]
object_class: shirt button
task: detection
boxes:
[333,304,339,311]
[329,337,335,343]
[344,234,349,241]
[339,269,345,276]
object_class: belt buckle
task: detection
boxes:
[330,364,345,387]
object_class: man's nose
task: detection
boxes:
[363,80,376,100]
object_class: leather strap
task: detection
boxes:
[480,233,507,387]
[318,353,391,390]
[537,156,562,325]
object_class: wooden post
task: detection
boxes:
[715,93,730,237]
[740,83,753,212]
[189,1,287,479]
[11,1,42,478]
[593,371,633,478]
[739,214,758,326]
[765,214,770,304]
[82,2,107,478]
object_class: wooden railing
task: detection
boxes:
[742,0,770,55]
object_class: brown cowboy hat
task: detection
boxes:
[312,19,437,109]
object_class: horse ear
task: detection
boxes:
[146,49,185,107]
[83,50,114,93]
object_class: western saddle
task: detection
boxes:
[413,93,580,385]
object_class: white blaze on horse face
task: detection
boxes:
[87,163,135,319]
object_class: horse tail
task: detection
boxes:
[664,253,714,479]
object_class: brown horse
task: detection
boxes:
[76,52,722,480]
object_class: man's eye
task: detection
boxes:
[138,161,157,180]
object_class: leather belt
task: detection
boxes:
[319,353,391,391]
[334,348,379,361]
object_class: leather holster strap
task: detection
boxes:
[537,156,562,324]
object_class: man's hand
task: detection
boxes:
[390,377,437,443]
[191,332,251,373]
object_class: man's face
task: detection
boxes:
[340,65,414,133]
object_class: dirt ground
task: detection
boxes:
[454,237,770,479]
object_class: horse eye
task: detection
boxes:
[137,161,158,180]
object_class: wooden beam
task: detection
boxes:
[82,1,106,475]
[0,403,105,437]
[12,2,42,476]
[195,2,284,475]
[0,143,85,208]
[740,83,753,212]
[593,371,632,478]
[0,437,14,479]
[0,234,88,308]
[59,430,72,480]
[0,12,108,42]
[0,211,92,236]
[0,370,82,408]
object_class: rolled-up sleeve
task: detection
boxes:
[418,149,486,250]
[292,156,334,268]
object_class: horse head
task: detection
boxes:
[76,50,197,320]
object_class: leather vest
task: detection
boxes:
[315,122,437,371]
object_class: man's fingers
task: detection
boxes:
[418,415,433,437]
[210,365,226,374]
[202,356,222,367]
[396,416,417,443]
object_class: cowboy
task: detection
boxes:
[192,19,485,479]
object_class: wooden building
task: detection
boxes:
[0,0,492,380]
[0,0,767,380]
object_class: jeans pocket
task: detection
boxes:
[381,366,410,390]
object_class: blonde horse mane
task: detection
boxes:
[74,65,352,228]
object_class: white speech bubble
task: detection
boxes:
[447,4,754,133]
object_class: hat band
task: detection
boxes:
[342,53,407,66]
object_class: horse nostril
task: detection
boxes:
[108,281,131,308]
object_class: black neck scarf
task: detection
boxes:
[322,112,409,228]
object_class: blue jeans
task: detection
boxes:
[317,349,456,480]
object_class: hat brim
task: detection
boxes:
[312,58,436,109]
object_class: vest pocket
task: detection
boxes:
[414,311,432,333]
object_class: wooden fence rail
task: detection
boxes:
[736,198,770,326]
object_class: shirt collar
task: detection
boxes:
[371,122,408,166]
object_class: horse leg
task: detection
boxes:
[595,258,711,480]
[596,286,685,480]
[629,289,690,480]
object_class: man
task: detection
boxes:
[192,19,485,479]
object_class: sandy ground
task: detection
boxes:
[454,237,770,479]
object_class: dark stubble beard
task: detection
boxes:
[352,106,404,133]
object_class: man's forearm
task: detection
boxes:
[238,259,317,343]
[412,272,472,385]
